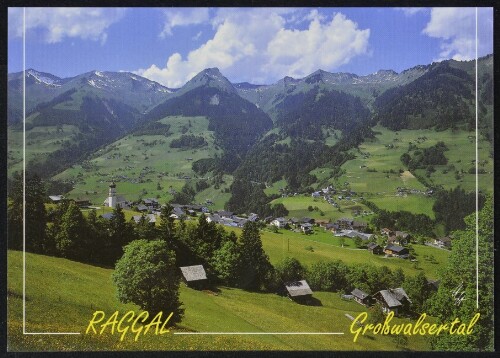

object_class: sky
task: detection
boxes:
[8,7,494,88]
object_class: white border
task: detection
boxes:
[19,6,484,336]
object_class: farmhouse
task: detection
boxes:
[367,242,383,255]
[351,288,372,306]
[352,221,367,231]
[434,236,452,249]
[325,223,339,233]
[300,223,313,234]
[132,214,157,225]
[136,204,149,212]
[101,212,115,220]
[384,244,409,257]
[217,210,234,219]
[301,217,315,224]
[335,230,373,241]
[248,213,259,222]
[373,288,411,315]
[284,280,313,303]
[206,214,221,223]
[336,218,354,230]
[179,265,208,289]
[271,217,289,228]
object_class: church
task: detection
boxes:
[103,182,129,208]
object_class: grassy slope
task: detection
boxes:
[8,250,432,351]
[310,125,492,218]
[228,227,449,280]
[8,124,81,175]
[270,195,374,223]
[53,116,231,210]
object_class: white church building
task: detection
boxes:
[103,182,129,208]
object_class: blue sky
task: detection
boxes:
[8,7,493,88]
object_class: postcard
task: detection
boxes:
[6,6,495,352]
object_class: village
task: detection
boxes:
[46,181,454,318]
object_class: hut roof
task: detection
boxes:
[285,280,313,297]
[351,288,370,300]
[180,265,207,282]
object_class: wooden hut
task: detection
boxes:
[179,265,208,289]
[284,280,313,303]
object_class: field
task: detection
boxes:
[230,227,449,280]
[270,195,374,223]
[311,125,493,218]
[8,250,434,351]
[53,116,232,210]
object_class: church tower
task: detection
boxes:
[108,182,117,208]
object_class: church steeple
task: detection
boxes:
[108,182,117,208]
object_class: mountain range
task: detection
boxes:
[7,54,493,213]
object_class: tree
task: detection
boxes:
[275,257,306,285]
[113,240,183,323]
[55,201,86,259]
[368,302,386,324]
[402,271,432,314]
[104,205,134,265]
[134,213,158,240]
[8,172,47,253]
[429,196,493,351]
[238,221,273,290]
[212,240,241,286]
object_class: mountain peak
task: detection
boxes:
[178,67,237,95]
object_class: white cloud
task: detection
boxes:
[160,8,210,38]
[423,7,493,61]
[395,7,428,16]
[192,31,203,41]
[8,7,125,44]
[136,9,370,87]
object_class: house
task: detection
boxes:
[336,218,354,230]
[170,206,185,219]
[315,220,329,228]
[248,213,259,222]
[179,265,208,289]
[73,199,91,207]
[393,231,410,245]
[217,210,234,219]
[101,212,115,220]
[136,204,149,212]
[301,217,315,224]
[206,214,221,223]
[352,221,367,231]
[335,230,372,241]
[143,198,159,209]
[384,245,409,257]
[325,223,339,233]
[290,218,301,227]
[271,217,288,229]
[434,236,452,249]
[367,242,383,255]
[311,191,321,198]
[49,195,64,203]
[284,280,313,303]
[132,214,157,225]
[300,223,313,234]
[351,288,372,306]
[373,288,412,315]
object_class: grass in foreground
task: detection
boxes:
[8,250,432,351]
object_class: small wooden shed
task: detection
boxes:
[180,265,208,289]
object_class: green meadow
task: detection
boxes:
[270,195,374,223]
[228,227,448,280]
[8,250,434,351]
[53,116,230,210]
[8,124,81,175]
[310,125,492,218]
